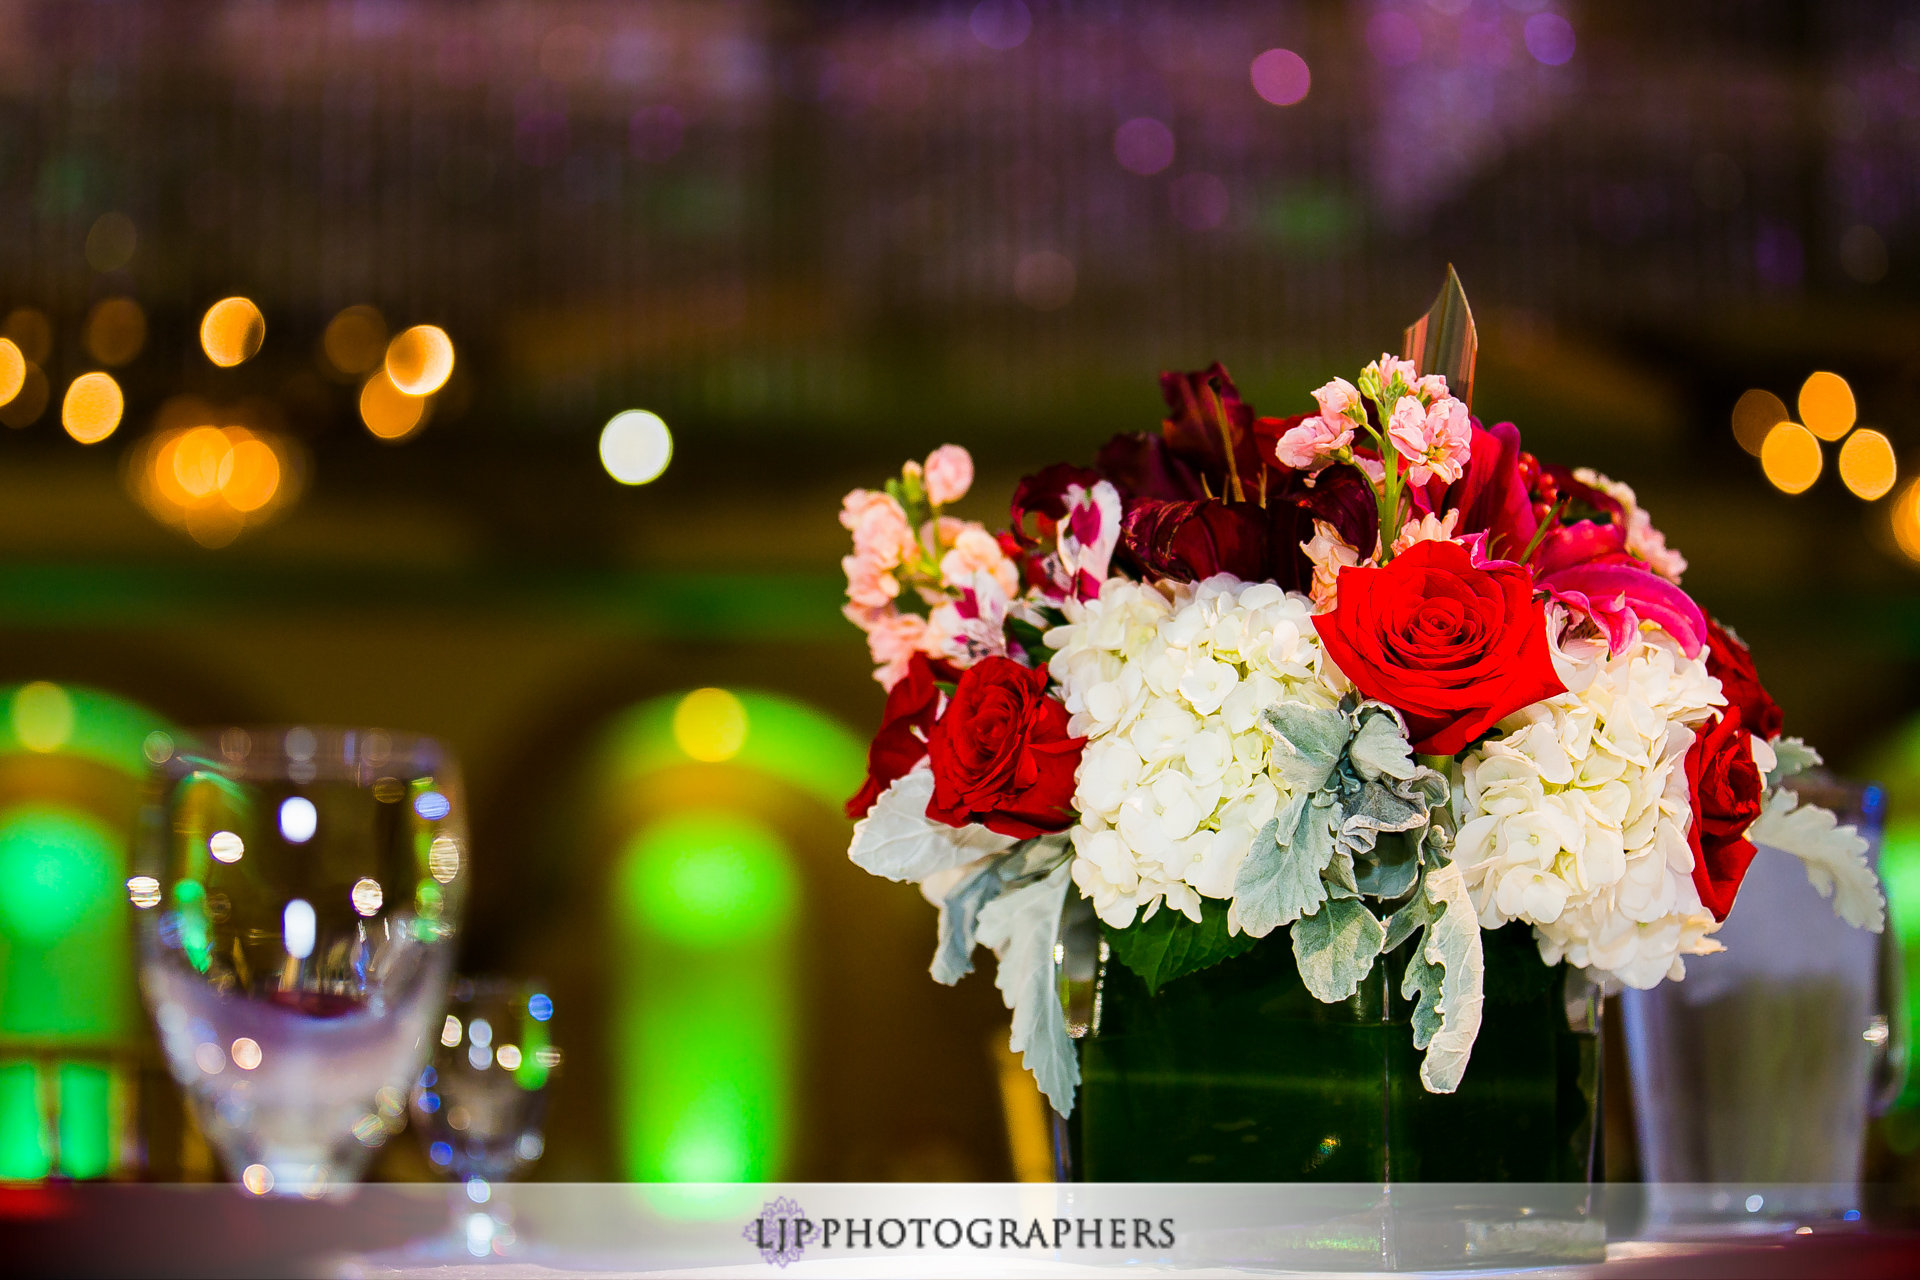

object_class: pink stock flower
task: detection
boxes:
[1365,353,1420,391]
[1389,508,1459,557]
[1387,395,1472,487]
[1300,518,1364,611]
[1312,377,1363,421]
[939,523,1020,598]
[865,612,934,690]
[842,552,901,609]
[840,489,917,569]
[1276,408,1357,471]
[1413,373,1450,401]
[923,445,974,506]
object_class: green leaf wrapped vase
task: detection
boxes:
[836,272,1886,1181]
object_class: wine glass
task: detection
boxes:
[410,977,561,1256]
[134,726,466,1196]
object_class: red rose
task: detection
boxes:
[1686,706,1766,921]
[845,654,942,819]
[1703,618,1783,742]
[925,657,1084,838]
[1312,538,1565,756]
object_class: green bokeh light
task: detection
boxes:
[0,807,119,947]
[628,812,797,947]
[615,810,795,1181]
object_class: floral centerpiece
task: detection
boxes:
[835,273,1885,1171]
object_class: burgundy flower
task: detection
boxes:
[846,654,942,819]
[1685,707,1766,921]
[1010,462,1103,547]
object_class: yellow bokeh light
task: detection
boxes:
[0,364,49,428]
[12,681,74,753]
[1838,428,1897,500]
[1730,388,1788,457]
[1760,422,1823,494]
[3,307,52,365]
[1894,479,1920,563]
[201,296,266,367]
[220,436,281,512]
[1798,371,1856,442]
[62,372,124,444]
[673,688,749,763]
[359,369,431,440]
[0,338,22,406]
[85,296,147,366]
[323,305,389,376]
[385,324,454,395]
[172,425,231,498]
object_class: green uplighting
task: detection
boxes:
[601,688,865,810]
[615,809,796,1181]
[57,1062,110,1179]
[0,1061,49,1180]
[628,812,797,947]
[0,807,119,947]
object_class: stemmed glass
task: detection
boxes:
[134,726,466,1196]
[410,977,561,1257]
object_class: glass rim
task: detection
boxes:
[146,723,459,780]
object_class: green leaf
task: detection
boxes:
[1401,263,1478,411]
[975,862,1079,1116]
[1766,736,1821,790]
[1103,896,1259,995]
[1291,898,1386,1002]
[1348,705,1418,781]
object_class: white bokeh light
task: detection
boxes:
[279,795,318,843]
[599,409,673,485]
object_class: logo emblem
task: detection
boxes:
[743,1197,809,1267]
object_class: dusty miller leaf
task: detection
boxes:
[1103,896,1258,994]
[1749,786,1885,932]
[1292,898,1386,1002]
[1231,793,1342,937]
[1765,736,1821,791]
[975,860,1079,1117]
[849,764,1015,883]
[1258,702,1352,795]
[932,836,1073,985]
[1399,861,1484,1094]
[1348,704,1419,781]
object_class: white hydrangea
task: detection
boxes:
[1452,623,1728,988]
[1044,575,1344,928]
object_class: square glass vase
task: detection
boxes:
[1060,921,1601,1182]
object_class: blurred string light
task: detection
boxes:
[85,212,137,273]
[1893,479,1920,563]
[1731,388,1788,456]
[1249,49,1310,106]
[200,297,265,367]
[1741,373,1897,505]
[0,339,23,405]
[1799,371,1855,441]
[127,398,301,547]
[61,372,123,444]
[84,297,146,366]
[4,306,51,365]
[599,409,673,484]
[1760,422,1822,494]
[1839,429,1898,500]
[0,363,49,428]
[386,324,454,395]
[360,369,431,441]
[322,305,388,377]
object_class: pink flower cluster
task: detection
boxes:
[841,445,1031,689]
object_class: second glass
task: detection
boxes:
[135,726,467,1195]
